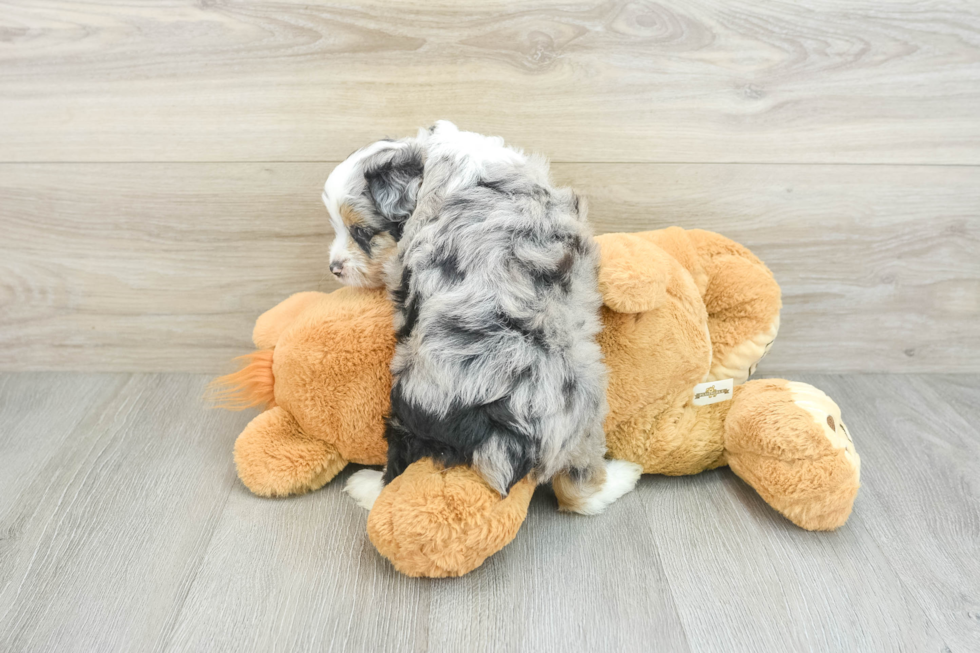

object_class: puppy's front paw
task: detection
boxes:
[344,469,385,511]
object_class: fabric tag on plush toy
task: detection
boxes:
[692,378,734,406]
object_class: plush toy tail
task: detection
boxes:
[207,349,276,410]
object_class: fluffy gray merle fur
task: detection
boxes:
[323,121,610,498]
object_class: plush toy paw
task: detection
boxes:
[234,407,348,497]
[724,380,860,531]
[365,459,535,578]
[706,316,779,385]
[344,469,385,510]
[784,382,860,467]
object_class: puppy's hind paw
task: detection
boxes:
[344,469,385,511]
[555,458,643,516]
[579,459,642,515]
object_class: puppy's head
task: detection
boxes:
[322,138,424,287]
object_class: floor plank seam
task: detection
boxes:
[0,374,135,647]
[631,498,696,653]
[154,458,239,653]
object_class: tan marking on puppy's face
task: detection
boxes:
[365,231,397,284]
[339,202,362,230]
[327,202,370,286]
[328,202,395,288]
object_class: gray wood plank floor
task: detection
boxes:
[1,372,977,652]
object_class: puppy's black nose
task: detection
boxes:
[330,261,345,277]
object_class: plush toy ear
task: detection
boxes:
[363,143,425,226]
[595,233,672,314]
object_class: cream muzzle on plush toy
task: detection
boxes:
[212,227,860,578]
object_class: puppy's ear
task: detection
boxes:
[363,143,424,225]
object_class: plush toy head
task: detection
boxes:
[211,288,394,497]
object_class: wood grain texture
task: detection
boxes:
[0,162,338,372]
[630,473,945,651]
[166,480,691,652]
[1,372,978,651]
[806,373,980,651]
[0,373,128,513]
[0,373,252,652]
[1,1,979,164]
[1,162,977,372]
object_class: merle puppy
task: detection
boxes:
[322,121,640,514]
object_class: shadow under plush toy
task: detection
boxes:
[212,228,860,577]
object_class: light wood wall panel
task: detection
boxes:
[1,0,978,372]
[1,1,979,164]
[1,162,976,372]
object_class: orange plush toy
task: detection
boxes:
[213,228,860,577]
